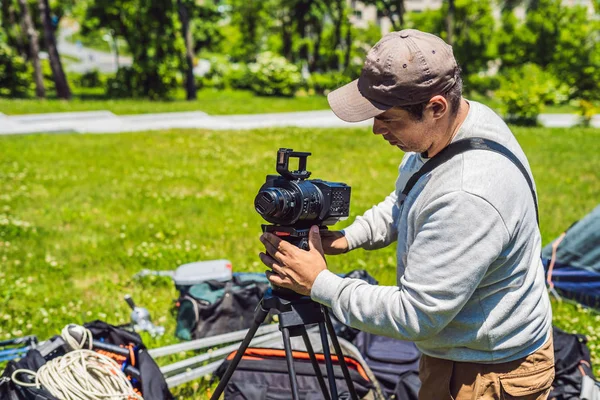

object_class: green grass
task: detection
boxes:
[0,89,331,115]
[0,126,599,398]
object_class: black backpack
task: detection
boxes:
[550,326,596,399]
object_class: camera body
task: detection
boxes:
[255,148,351,250]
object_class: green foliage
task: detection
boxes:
[406,0,496,77]
[198,54,252,90]
[226,0,273,62]
[444,0,497,77]
[551,6,600,101]
[464,73,501,96]
[78,70,104,88]
[105,66,180,99]
[83,0,186,100]
[248,52,302,97]
[190,3,224,54]
[308,71,351,95]
[496,64,567,125]
[497,0,600,101]
[0,36,33,98]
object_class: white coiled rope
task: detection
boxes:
[11,324,143,400]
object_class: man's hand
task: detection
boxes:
[320,230,349,255]
[259,225,327,296]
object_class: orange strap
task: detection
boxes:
[227,347,370,381]
[547,232,567,288]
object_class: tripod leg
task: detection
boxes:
[210,304,270,400]
[300,328,331,400]
[281,327,301,400]
[323,307,359,400]
[319,322,339,400]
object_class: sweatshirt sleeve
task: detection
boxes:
[342,190,399,250]
[311,191,510,341]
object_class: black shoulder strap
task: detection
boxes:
[400,138,539,225]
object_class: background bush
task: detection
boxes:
[0,40,32,98]
[307,71,351,95]
[495,63,568,125]
[248,52,302,97]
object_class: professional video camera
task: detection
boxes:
[254,148,351,250]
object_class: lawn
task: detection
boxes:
[0,89,331,116]
[0,125,599,398]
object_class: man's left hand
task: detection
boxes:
[259,225,327,296]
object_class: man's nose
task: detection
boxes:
[372,119,388,135]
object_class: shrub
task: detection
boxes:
[105,66,178,99]
[0,40,33,98]
[308,71,352,95]
[78,70,104,88]
[248,52,302,97]
[464,73,501,96]
[495,64,567,126]
[199,55,252,90]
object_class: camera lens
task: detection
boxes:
[255,187,294,220]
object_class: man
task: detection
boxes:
[259,29,554,399]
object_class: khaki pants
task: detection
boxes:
[419,336,555,400]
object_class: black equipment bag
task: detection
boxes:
[175,273,271,340]
[215,347,376,399]
[550,326,597,399]
[0,320,173,400]
[353,331,421,400]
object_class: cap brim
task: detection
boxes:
[327,79,391,123]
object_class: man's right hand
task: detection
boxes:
[320,230,349,255]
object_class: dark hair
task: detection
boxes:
[398,66,463,121]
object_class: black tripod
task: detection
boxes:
[210,287,359,400]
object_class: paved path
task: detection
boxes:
[0,110,598,136]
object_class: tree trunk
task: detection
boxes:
[38,0,71,99]
[330,0,344,70]
[309,21,323,72]
[178,0,196,100]
[18,0,45,98]
[344,19,352,70]
[382,0,401,31]
[395,0,405,28]
[281,12,293,61]
[445,0,455,45]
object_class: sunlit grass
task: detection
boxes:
[0,125,598,398]
[0,89,330,116]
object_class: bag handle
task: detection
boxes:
[400,138,539,225]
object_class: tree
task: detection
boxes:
[38,0,71,99]
[362,0,405,31]
[445,0,455,45]
[406,0,495,77]
[0,29,33,98]
[83,0,185,99]
[178,0,196,100]
[17,0,45,97]
[228,0,270,61]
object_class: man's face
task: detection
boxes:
[372,106,434,154]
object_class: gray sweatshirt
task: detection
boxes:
[311,101,552,363]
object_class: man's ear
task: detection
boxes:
[427,95,448,120]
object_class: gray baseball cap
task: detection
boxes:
[328,29,458,122]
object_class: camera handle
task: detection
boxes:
[276,148,312,180]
